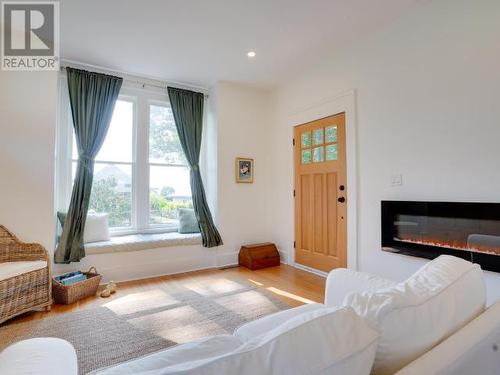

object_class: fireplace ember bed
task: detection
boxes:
[381,201,500,273]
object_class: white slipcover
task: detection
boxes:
[324,268,397,307]
[234,302,324,341]
[0,338,77,375]
[94,306,379,375]
[346,255,486,375]
[91,335,242,375]
[395,301,500,375]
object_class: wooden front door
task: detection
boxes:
[294,113,347,272]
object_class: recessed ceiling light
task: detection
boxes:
[247,51,256,58]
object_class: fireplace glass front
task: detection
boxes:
[381,201,500,272]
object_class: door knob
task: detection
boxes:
[339,185,345,191]
[337,196,346,203]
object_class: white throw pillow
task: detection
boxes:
[346,255,486,375]
[84,213,110,243]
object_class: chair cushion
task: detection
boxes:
[0,261,47,281]
[234,302,324,341]
[346,255,486,375]
[0,338,77,375]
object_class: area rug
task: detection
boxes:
[0,281,290,374]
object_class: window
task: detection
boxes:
[64,88,193,234]
[149,104,193,226]
[72,100,134,228]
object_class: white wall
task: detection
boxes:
[269,0,500,304]
[214,82,275,264]
[0,70,58,251]
[0,68,273,282]
[55,81,274,280]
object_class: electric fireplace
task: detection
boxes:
[381,201,500,272]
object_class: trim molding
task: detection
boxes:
[288,89,358,271]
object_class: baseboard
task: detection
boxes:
[216,251,239,268]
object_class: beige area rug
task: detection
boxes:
[0,281,290,374]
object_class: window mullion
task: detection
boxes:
[135,95,150,230]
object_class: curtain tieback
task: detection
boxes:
[191,164,199,172]
[78,154,94,164]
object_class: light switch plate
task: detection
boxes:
[391,174,403,186]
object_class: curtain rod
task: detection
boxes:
[59,61,209,98]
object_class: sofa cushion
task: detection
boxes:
[0,338,77,375]
[234,302,324,342]
[0,261,47,281]
[346,255,486,375]
[91,335,242,374]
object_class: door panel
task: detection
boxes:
[294,113,347,272]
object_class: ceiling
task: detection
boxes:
[60,0,419,89]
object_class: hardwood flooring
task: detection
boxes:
[3,264,325,327]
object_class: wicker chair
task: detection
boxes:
[0,225,52,324]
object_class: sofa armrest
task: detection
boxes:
[325,268,397,307]
[394,301,500,375]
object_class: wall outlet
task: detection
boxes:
[391,174,403,186]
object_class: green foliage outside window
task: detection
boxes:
[150,192,193,224]
[89,177,131,227]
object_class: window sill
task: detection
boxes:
[84,232,202,255]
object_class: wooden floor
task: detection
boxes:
[4,264,325,326]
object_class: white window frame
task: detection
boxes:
[58,80,193,236]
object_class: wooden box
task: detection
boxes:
[239,242,280,270]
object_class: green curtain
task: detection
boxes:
[167,87,223,247]
[54,68,123,263]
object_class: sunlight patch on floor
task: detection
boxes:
[247,279,264,286]
[184,278,246,296]
[129,305,221,343]
[104,289,179,315]
[215,290,276,319]
[266,287,316,304]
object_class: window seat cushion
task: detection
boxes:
[85,232,202,255]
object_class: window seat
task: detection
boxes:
[85,232,202,255]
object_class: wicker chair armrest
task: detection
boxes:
[0,242,50,263]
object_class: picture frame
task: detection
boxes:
[235,157,254,183]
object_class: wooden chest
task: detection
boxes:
[238,242,280,270]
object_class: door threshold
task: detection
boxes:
[293,262,328,278]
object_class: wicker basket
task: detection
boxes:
[52,267,102,305]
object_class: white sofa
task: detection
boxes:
[2,255,499,375]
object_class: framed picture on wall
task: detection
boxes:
[235,157,254,183]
